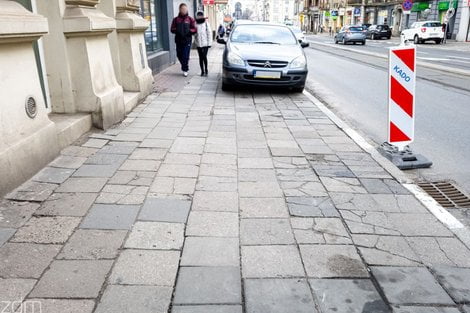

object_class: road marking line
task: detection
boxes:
[303,89,470,249]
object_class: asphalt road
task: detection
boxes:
[303,41,470,203]
[306,34,470,72]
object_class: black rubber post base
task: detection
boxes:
[378,142,433,170]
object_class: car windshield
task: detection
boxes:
[231,25,298,45]
[349,27,363,32]
[378,25,389,30]
[425,22,442,27]
[291,28,303,34]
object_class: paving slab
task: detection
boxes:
[0,278,36,308]
[286,196,339,217]
[239,197,289,218]
[310,279,389,313]
[21,299,95,313]
[30,260,113,298]
[181,237,239,266]
[11,216,80,244]
[32,167,75,184]
[5,181,57,202]
[35,192,97,216]
[300,244,368,278]
[56,177,108,193]
[58,229,127,259]
[433,266,470,302]
[0,243,61,278]
[0,200,39,228]
[372,266,454,305]
[95,285,173,313]
[0,228,15,246]
[192,191,238,212]
[392,306,460,313]
[241,245,304,278]
[139,197,191,223]
[173,266,241,304]
[125,221,184,250]
[240,218,295,245]
[80,204,140,230]
[110,249,179,286]
[244,278,317,313]
[186,211,239,237]
[172,305,243,313]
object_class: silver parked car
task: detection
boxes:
[217,22,309,92]
[334,26,366,45]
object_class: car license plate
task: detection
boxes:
[430,33,438,36]
[254,71,281,79]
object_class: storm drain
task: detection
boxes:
[418,181,470,208]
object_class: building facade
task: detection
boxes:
[0,0,177,196]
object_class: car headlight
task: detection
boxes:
[227,52,245,66]
[290,55,306,69]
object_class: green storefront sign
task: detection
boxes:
[437,1,458,10]
[411,2,430,11]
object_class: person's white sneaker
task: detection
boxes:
[183,72,188,77]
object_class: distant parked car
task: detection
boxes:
[290,27,307,43]
[334,26,366,45]
[362,23,372,30]
[366,24,391,40]
[401,21,444,44]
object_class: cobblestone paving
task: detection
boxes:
[1,49,470,313]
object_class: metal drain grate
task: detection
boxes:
[418,181,470,208]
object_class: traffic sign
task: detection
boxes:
[402,0,413,10]
[388,46,416,150]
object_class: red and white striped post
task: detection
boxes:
[388,45,416,151]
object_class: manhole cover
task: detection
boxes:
[418,181,470,208]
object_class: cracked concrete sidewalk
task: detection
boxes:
[1,47,470,313]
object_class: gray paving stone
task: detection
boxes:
[120,159,160,171]
[331,193,427,213]
[98,142,138,155]
[11,216,80,244]
[244,278,317,313]
[239,181,283,198]
[150,176,196,194]
[109,170,155,186]
[56,177,108,193]
[192,191,238,212]
[35,192,97,216]
[0,278,36,309]
[360,179,409,194]
[199,164,237,177]
[240,218,295,245]
[312,164,356,178]
[353,234,420,266]
[181,237,239,266]
[186,211,239,237]
[393,306,460,313]
[0,243,60,278]
[158,163,199,178]
[238,157,273,169]
[320,177,367,193]
[287,196,338,217]
[173,266,241,304]
[30,260,113,298]
[95,285,173,313]
[32,167,74,184]
[433,266,470,302]
[80,204,140,230]
[172,305,243,313]
[73,164,121,178]
[61,145,97,157]
[129,148,167,160]
[310,279,389,313]
[242,245,304,278]
[239,197,289,218]
[238,169,278,182]
[85,153,128,165]
[82,138,108,148]
[125,221,184,250]
[139,197,191,223]
[0,228,15,246]
[463,306,470,313]
[291,217,351,244]
[49,155,87,169]
[300,244,368,278]
[0,200,39,228]
[5,181,57,202]
[387,213,453,237]
[372,266,454,305]
[196,175,237,191]
[110,250,179,286]
[164,153,201,164]
[21,299,95,313]
[58,229,127,259]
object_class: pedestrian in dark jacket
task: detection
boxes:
[170,3,196,76]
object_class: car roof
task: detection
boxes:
[234,21,289,28]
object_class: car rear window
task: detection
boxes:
[378,25,389,30]
[424,22,442,27]
[349,27,363,32]
[231,25,298,45]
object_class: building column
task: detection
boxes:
[456,2,470,41]
[100,0,153,113]
[37,0,125,130]
[0,0,60,195]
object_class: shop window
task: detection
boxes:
[140,0,164,52]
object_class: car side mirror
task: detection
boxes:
[300,41,309,48]
[217,38,226,45]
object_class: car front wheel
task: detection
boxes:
[222,82,232,91]
[371,34,375,40]
[292,86,304,93]
[342,38,347,45]
[435,39,442,44]
[414,35,420,44]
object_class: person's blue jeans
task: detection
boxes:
[176,43,191,72]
